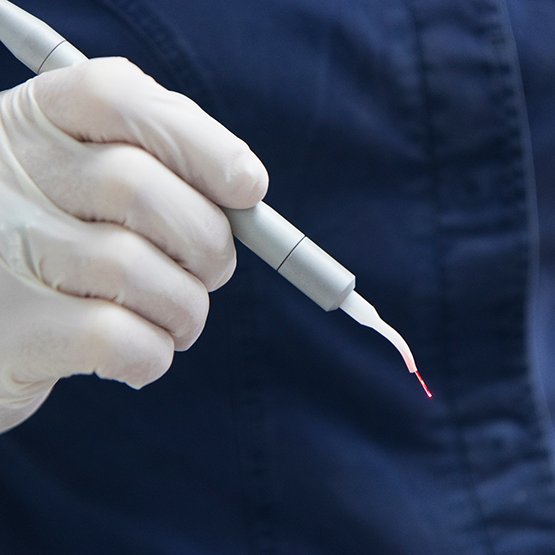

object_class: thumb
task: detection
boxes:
[30,57,268,209]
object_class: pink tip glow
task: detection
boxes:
[339,291,433,399]
[415,371,432,398]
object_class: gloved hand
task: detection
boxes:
[0,57,268,432]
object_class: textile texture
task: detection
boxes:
[1,1,555,553]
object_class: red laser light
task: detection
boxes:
[415,370,432,398]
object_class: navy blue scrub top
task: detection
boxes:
[1,1,555,553]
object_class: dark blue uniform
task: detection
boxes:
[1,1,555,553]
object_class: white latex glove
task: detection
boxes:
[0,57,268,432]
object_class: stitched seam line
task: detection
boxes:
[91,0,220,115]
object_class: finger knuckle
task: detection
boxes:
[87,303,174,387]
[226,142,269,207]
[198,206,234,263]
[95,145,150,211]
[80,58,145,114]
[88,229,146,294]
[192,207,236,289]
[108,229,146,272]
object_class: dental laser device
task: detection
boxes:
[0,0,431,397]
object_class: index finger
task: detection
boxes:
[31,57,269,209]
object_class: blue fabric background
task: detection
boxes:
[1,1,555,553]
